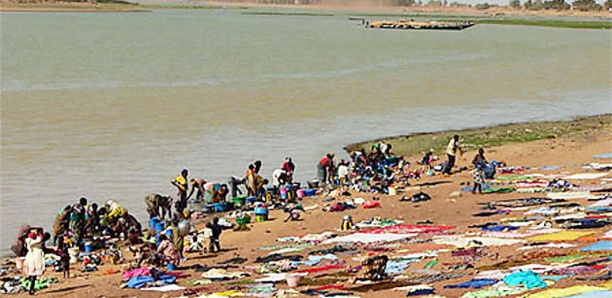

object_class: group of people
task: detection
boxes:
[51,197,142,247]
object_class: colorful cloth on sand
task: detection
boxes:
[525,285,610,298]
[503,270,546,290]
[357,224,455,234]
[444,279,499,289]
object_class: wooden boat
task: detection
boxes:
[368,20,475,31]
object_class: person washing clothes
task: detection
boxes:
[284,203,305,222]
[341,215,357,231]
[317,153,335,186]
[188,178,207,202]
[281,157,295,184]
[171,169,189,212]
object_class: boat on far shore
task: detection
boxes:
[367,19,475,31]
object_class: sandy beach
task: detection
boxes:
[2,115,610,297]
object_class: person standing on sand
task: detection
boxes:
[69,197,87,245]
[171,169,189,212]
[472,148,488,194]
[23,228,45,295]
[443,135,462,175]
[317,153,335,186]
[209,217,223,253]
[281,157,295,184]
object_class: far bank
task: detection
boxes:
[344,114,612,157]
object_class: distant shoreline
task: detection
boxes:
[2,1,611,19]
[344,114,612,157]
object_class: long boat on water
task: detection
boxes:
[367,20,475,31]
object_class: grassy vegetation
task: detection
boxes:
[477,18,612,29]
[141,4,249,10]
[344,114,611,156]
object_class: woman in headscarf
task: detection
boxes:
[54,206,72,245]
[23,228,45,295]
[11,224,31,257]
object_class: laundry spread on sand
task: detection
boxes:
[563,173,609,180]
[322,233,417,244]
[3,133,612,298]
[528,231,595,242]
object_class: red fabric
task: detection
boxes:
[359,224,456,234]
[363,201,380,209]
[320,157,332,167]
[295,264,345,273]
[586,215,607,219]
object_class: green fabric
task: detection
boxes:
[461,286,528,298]
[424,259,439,269]
[483,187,516,193]
[544,254,587,263]
[21,277,58,291]
[187,279,213,286]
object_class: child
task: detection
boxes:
[341,215,355,231]
[56,235,70,279]
[199,224,213,253]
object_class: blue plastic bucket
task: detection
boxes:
[305,189,317,197]
[166,227,173,237]
[155,222,165,235]
[254,207,269,216]
[84,242,93,253]
[213,202,228,212]
[150,216,160,232]
[203,204,214,213]
[168,263,177,270]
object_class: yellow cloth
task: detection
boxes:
[173,175,188,192]
[525,285,607,298]
[527,231,594,242]
[108,205,127,219]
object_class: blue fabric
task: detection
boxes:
[542,274,573,281]
[482,225,519,232]
[503,271,547,290]
[444,279,498,289]
[407,289,436,296]
[581,241,612,252]
[384,260,412,275]
[126,274,176,289]
[539,166,563,170]
[594,153,612,159]
[565,290,612,298]
[127,276,154,289]
[292,254,339,266]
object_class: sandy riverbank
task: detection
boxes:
[2,115,611,297]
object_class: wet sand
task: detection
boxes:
[3,117,611,297]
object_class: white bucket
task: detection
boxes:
[388,187,397,196]
[286,274,301,288]
[15,257,25,270]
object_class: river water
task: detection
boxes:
[1,9,610,254]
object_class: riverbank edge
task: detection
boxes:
[1,2,610,23]
[343,114,612,157]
